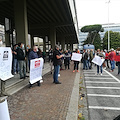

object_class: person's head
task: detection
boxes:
[33,46,38,52]
[97,49,100,53]
[65,50,68,53]
[18,42,24,49]
[55,45,60,50]
[111,48,114,52]
[83,49,86,52]
[27,45,30,49]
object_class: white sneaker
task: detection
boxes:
[14,72,16,75]
[101,73,103,76]
[58,74,60,77]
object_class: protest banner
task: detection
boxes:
[71,53,82,61]
[0,99,10,120]
[30,58,44,84]
[92,55,105,66]
[0,47,14,81]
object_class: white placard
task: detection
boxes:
[0,99,10,120]
[71,53,82,61]
[92,55,105,66]
[30,58,44,84]
[0,47,14,81]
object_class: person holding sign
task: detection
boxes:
[73,49,80,72]
[29,46,40,88]
[96,49,105,75]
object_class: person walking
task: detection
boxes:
[16,42,28,79]
[29,46,41,88]
[53,45,63,84]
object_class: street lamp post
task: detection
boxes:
[107,0,110,51]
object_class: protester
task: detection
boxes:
[82,49,88,70]
[42,51,46,63]
[115,48,120,75]
[89,49,94,69]
[96,49,105,75]
[73,49,80,72]
[105,50,110,69]
[37,48,43,58]
[53,45,63,84]
[108,48,115,72]
[12,44,19,75]
[26,45,31,72]
[48,48,53,62]
[16,42,28,79]
[59,49,64,70]
[29,46,40,88]
[64,50,70,70]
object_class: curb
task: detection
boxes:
[66,64,80,120]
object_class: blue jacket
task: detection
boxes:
[29,51,38,61]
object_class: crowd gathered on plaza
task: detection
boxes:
[0,40,120,87]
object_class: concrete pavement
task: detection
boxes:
[84,66,120,120]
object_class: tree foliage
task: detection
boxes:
[81,24,104,50]
[103,31,120,50]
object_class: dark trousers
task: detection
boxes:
[74,62,79,70]
[118,64,120,74]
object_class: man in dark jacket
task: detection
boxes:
[82,49,88,70]
[29,46,40,88]
[16,42,28,79]
[53,45,63,84]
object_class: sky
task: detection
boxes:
[75,0,120,27]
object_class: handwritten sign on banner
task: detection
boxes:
[71,53,82,61]
[0,47,14,81]
[30,58,44,84]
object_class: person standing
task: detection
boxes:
[64,50,70,70]
[16,42,28,79]
[73,49,80,72]
[82,49,88,70]
[12,44,19,75]
[29,46,40,87]
[109,48,115,72]
[53,45,63,84]
[96,49,105,75]
[89,49,94,69]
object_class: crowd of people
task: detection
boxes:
[81,48,120,76]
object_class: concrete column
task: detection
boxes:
[30,35,34,48]
[70,43,73,51]
[61,38,65,51]
[43,36,47,52]
[14,0,28,46]
[5,32,10,47]
[49,26,56,49]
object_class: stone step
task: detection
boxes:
[3,65,54,96]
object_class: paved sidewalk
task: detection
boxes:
[7,62,79,120]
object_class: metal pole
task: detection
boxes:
[108,0,110,51]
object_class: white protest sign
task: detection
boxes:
[30,58,44,84]
[71,53,82,61]
[92,55,105,66]
[0,99,10,120]
[0,47,14,81]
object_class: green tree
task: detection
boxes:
[81,24,104,50]
[103,31,120,50]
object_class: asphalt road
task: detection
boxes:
[84,67,120,120]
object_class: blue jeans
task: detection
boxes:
[18,60,26,78]
[97,65,102,74]
[53,65,60,83]
[110,60,115,70]
[83,60,88,69]
[13,59,19,73]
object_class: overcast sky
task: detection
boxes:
[75,0,120,27]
